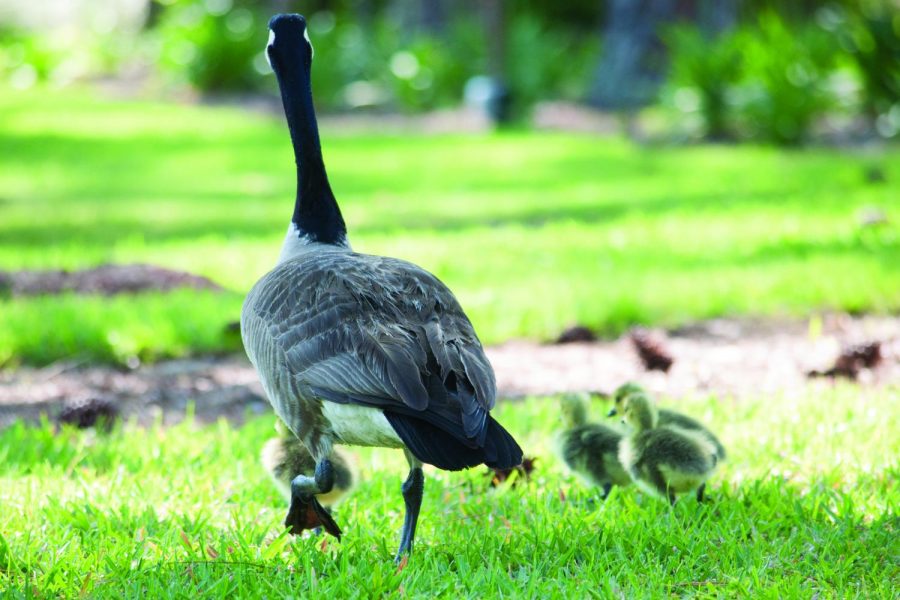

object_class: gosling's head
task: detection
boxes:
[620,392,658,432]
[607,382,646,417]
[560,393,590,428]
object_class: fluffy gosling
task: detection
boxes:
[617,392,717,505]
[608,382,726,461]
[260,426,355,535]
[556,393,632,499]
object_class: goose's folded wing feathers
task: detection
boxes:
[244,252,496,444]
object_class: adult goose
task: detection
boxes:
[241,13,523,560]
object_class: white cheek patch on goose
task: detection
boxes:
[265,29,275,68]
[303,28,314,59]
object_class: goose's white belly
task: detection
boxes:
[322,402,405,448]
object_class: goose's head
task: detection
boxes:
[266,14,314,74]
[559,393,589,428]
[620,392,657,432]
[607,381,645,417]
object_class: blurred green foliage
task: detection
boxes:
[0,1,896,141]
[825,0,900,120]
[0,27,61,87]
[300,12,487,111]
[154,0,268,92]
[666,2,899,143]
[148,1,598,113]
[733,11,839,144]
[664,26,743,140]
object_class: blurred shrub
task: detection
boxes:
[0,27,63,89]
[505,14,598,113]
[154,0,268,93]
[820,0,900,137]
[148,2,596,114]
[0,9,145,90]
[666,5,899,144]
[733,11,838,144]
[664,25,742,139]
[385,18,486,112]
[666,11,853,144]
[301,12,485,112]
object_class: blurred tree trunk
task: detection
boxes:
[587,0,677,109]
[587,0,738,109]
[483,0,505,82]
[389,0,449,35]
[481,0,511,123]
[144,0,164,29]
[419,0,447,33]
[695,0,739,33]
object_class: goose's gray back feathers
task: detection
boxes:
[241,248,497,457]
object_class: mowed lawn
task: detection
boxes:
[1,89,898,365]
[1,385,897,597]
[1,89,898,597]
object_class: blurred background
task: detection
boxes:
[0,0,897,381]
[1,0,898,140]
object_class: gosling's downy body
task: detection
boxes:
[556,394,631,499]
[617,392,716,505]
[260,427,355,533]
[609,383,726,461]
[240,13,522,560]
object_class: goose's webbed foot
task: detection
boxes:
[285,459,343,539]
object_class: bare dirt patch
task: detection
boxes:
[0,264,223,297]
[1,315,896,430]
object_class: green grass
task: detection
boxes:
[1,386,897,597]
[1,88,898,365]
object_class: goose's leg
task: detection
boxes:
[286,458,343,539]
[396,451,424,561]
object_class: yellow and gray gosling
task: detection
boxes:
[556,394,632,500]
[260,425,355,534]
[608,382,726,461]
[617,392,717,505]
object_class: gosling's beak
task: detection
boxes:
[607,408,617,417]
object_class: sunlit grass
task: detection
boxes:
[0,291,240,366]
[1,88,898,365]
[1,384,897,596]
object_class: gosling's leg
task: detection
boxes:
[286,458,343,539]
[396,452,424,561]
[600,482,613,500]
[647,466,675,506]
[695,483,706,503]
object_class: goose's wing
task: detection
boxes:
[243,252,511,462]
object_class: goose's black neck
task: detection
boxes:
[269,15,346,246]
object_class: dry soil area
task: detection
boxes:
[1,314,897,429]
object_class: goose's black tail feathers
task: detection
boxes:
[384,412,523,471]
